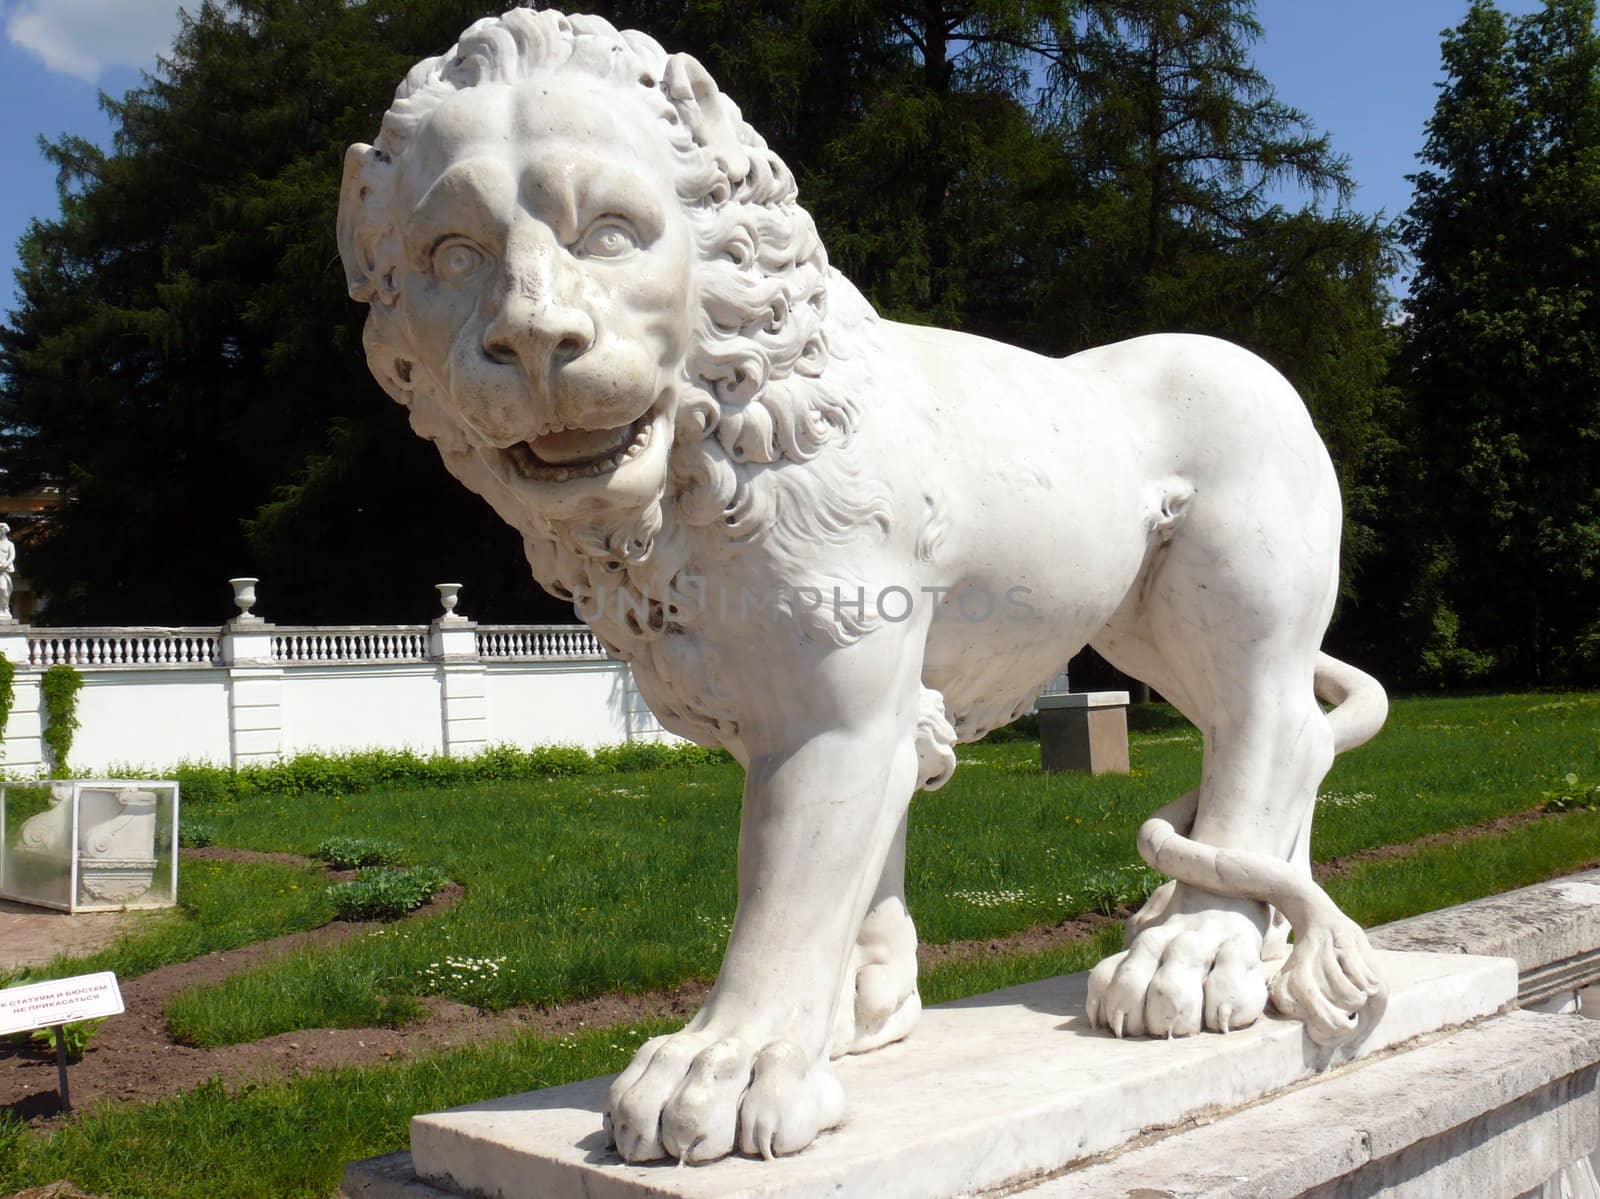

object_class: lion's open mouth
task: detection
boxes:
[506,414,654,482]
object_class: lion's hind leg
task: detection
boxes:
[1085,512,1384,1043]
[1082,623,1279,1039]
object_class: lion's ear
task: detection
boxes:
[663,53,751,185]
[337,143,398,304]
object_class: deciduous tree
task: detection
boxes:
[1385,0,1600,682]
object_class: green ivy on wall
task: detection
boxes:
[40,663,83,774]
[0,656,14,748]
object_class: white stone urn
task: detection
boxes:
[436,583,465,622]
[228,577,260,623]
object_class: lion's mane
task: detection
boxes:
[340,7,889,656]
[340,10,893,707]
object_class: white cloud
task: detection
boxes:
[6,0,185,82]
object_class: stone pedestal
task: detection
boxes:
[222,617,283,765]
[431,618,487,758]
[1037,690,1130,774]
[336,950,1586,1199]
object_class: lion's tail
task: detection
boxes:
[1313,651,1388,755]
[1134,652,1388,933]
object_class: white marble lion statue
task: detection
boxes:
[338,8,1391,1164]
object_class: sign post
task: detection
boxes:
[53,1026,71,1111]
[0,972,124,1112]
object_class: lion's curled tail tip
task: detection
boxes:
[1315,652,1388,755]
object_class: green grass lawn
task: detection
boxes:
[1,691,1596,1197]
[8,806,1600,1199]
[21,688,1587,1043]
[16,690,1597,1047]
[2,857,337,992]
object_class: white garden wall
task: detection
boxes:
[0,615,671,777]
[74,669,231,769]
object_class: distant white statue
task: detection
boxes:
[0,522,14,622]
[339,9,1391,1165]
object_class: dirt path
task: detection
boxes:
[0,902,153,973]
[0,904,1119,1121]
[0,807,1566,1122]
[1311,807,1550,881]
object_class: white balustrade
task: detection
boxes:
[0,602,661,776]
[476,625,606,660]
[27,628,220,668]
[22,623,609,667]
[272,626,430,663]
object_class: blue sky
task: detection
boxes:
[0,0,1559,318]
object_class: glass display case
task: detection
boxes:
[0,780,179,913]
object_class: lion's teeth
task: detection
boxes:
[506,412,656,482]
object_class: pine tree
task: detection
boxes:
[1048,0,1397,614]
[0,0,1398,631]
[0,0,558,624]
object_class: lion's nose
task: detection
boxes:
[482,293,595,371]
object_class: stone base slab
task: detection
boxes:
[346,950,1515,1199]
[342,1007,1600,1199]
[1043,1008,1600,1198]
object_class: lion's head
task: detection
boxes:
[338,9,887,662]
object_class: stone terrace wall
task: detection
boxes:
[0,616,670,776]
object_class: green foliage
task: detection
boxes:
[28,1018,103,1063]
[17,856,336,988]
[0,0,560,624]
[1,697,1597,1197]
[0,1022,670,1198]
[0,1109,22,1178]
[1375,0,1600,684]
[0,0,1396,626]
[0,655,13,749]
[1543,772,1600,813]
[1328,806,1600,928]
[413,954,511,1008]
[166,741,730,805]
[38,664,81,772]
[108,691,1600,1047]
[312,836,404,870]
[178,820,217,849]
[1080,865,1165,916]
[329,866,449,922]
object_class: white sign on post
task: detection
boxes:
[0,972,124,1037]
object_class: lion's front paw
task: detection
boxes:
[605,1030,845,1163]
[1267,918,1387,1046]
[1087,892,1268,1038]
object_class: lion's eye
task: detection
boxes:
[577,220,639,260]
[432,239,487,282]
